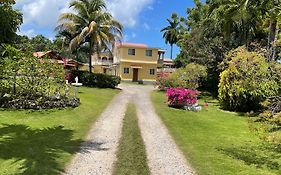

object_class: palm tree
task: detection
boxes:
[56,0,123,72]
[161,13,180,59]
[261,0,281,61]
[208,0,262,48]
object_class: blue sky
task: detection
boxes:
[15,0,195,59]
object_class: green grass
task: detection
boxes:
[151,91,281,175]
[0,87,119,175]
[113,103,150,175]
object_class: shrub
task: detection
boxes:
[0,45,78,109]
[171,63,207,90]
[166,88,198,108]
[156,72,174,90]
[249,96,281,144]
[70,70,121,88]
[218,47,280,111]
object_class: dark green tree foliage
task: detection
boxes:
[30,35,53,52]
[0,0,22,44]
[173,0,280,93]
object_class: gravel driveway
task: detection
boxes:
[64,83,195,175]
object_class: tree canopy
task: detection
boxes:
[0,0,22,44]
[56,0,123,72]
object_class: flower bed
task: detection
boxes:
[166,88,199,109]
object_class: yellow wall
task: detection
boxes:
[93,65,104,73]
[118,62,156,82]
[118,47,158,63]
[90,45,160,82]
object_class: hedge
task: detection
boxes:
[69,70,121,88]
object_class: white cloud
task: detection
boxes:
[123,33,137,42]
[17,29,36,38]
[14,0,155,37]
[147,6,154,10]
[143,23,150,30]
[107,0,154,27]
[15,0,69,28]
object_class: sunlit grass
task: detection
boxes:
[151,91,281,175]
[0,87,119,175]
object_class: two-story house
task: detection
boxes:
[92,42,166,84]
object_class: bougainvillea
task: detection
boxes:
[156,72,174,91]
[166,88,198,107]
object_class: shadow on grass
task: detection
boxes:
[0,124,85,175]
[218,144,281,173]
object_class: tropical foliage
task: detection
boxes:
[56,0,123,72]
[171,0,281,93]
[248,96,281,144]
[69,70,121,88]
[161,13,180,59]
[171,63,207,90]
[218,47,280,111]
[0,45,79,109]
[0,0,22,44]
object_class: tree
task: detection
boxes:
[0,0,22,44]
[30,35,53,52]
[56,0,123,72]
[161,13,180,59]
[207,0,265,48]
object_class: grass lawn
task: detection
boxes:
[113,103,150,175]
[0,87,119,175]
[151,91,281,175]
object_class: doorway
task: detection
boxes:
[133,68,138,82]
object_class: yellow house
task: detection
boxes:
[91,43,166,84]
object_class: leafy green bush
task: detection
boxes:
[156,72,174,91]
[70,70,121,88]
[249,96,281,144]
[218,47,280,111]
[171,63,207,90]
[0,45,78,109]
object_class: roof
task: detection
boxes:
[33,50,61,60]
[116,42,148,48]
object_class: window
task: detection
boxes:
[149,69,155,75]
[128,48,135,55]
[124,68,130,74]
[146,50,152,56]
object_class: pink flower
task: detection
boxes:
[166,88,198,107]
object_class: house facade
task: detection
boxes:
[92,43,166,83]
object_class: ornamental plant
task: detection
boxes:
[219,47,280,111]
[171,63,207,90]
[156,72,174,91]
[166,88,198,107]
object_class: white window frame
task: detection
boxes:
[124,67,130,74]
[146,50,152,56]
[128,48,135,55]
[149,69,155,75]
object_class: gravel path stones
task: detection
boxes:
[64,84,194,175]
[133,85,195,175]
[64,89,132,175]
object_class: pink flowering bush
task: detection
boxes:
[166,88,198,107]
[156,72,174,91]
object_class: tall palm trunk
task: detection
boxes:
[170,44,173,59]
[267,19,277,61]
[89,41,93,73]
[272,21,279,61]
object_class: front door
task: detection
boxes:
[133,68,138,82]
